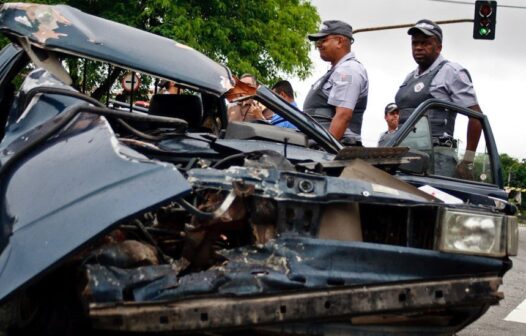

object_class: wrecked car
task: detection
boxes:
[0,3,519,336]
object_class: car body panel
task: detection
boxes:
[0,3,234,95]
[212,138,336,163]
[90,275,502,334]
[83,236,505,303]
[0,105,191,303]
[398,174,509,205]
[0,43,25,84]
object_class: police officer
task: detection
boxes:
[378,103,400,147]
[395,19,482,177]
[304,20,368,144]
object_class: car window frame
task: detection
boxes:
[386,98,503,188]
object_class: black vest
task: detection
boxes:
[395,60,457,137]
[304,55,367,138]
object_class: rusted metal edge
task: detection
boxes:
[89,276,502,332]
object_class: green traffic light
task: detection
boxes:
[479,27,490,36]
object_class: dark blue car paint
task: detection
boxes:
[0,3,234,95]
[212,138,336,163]
[0,44,25,84]
[0,96,192,303]
[85,236,506,303]
[399,174,509,205]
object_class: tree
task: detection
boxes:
[500,153,526,210]
[500,153,526,188]
[1,0,320,85]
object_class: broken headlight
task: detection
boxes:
[436,209,518,257]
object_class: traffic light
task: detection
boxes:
[473,1,497,40]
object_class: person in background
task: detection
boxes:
[395,19,482,178]
[261,107,298,130]
[272,80,299,109]
[378,103,400,147]
[228,74,297,129]
[256,79,298,129]
[227,74,266,122]
[303,20,368,145]
[239,73,257,87]
[160,80,180,94]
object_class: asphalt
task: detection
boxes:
[459,226,526,335]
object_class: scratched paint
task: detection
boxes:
[4,3,71,43]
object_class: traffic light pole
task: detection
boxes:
[353,19,473,35]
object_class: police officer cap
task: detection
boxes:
[384,103,399,115]
[308,20,353,41]
[408,19,443,43]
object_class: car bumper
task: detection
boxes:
[90,276,502,334]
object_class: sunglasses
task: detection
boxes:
[314,35,340,47]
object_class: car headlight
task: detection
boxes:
[436,209,518,257]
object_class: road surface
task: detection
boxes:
[459,226,526,335]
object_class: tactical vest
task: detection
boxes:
[395,60,456,138]
[304,56,367,139]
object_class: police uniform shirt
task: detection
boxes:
[401,54,478,108]
[322,52,369,110]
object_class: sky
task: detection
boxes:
[290,0,526,160]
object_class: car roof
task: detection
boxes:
[0,3,234,95]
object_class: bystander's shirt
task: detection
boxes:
[378,128,398,147]
[270,100,298,129]
[269,113,298,129]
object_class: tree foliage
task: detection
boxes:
[500,153,526,211]
[1,0,320,85]
[500,153,526,188]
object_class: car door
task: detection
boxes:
[387,98,507,202]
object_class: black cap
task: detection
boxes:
[384,103,399,115]
[308,20,353,41]
[408,19,442,42]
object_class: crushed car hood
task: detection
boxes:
[0,3,234,94]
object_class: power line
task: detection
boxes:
[429,0,526,9]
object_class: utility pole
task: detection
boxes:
[353,19,473,35]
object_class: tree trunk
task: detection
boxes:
[91,67,123,101]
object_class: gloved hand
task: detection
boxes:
[455,160,474,180]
